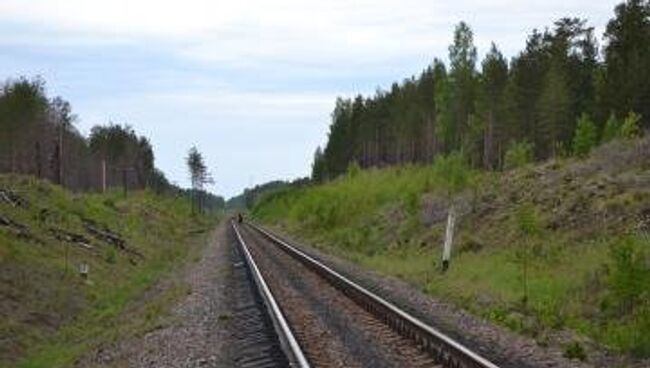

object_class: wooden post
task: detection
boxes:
[442,204,456,272]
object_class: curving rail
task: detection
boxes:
[247,221,501,368]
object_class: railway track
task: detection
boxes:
[231,220,501,368]
[229,222,308,368]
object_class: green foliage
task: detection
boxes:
[310,4,649,179]
[185,146,214,212]
[0,77,175,194]
[514,204,543,307]
[572,113,598,157]
[431,152,470,196]
[601,0,650,130]
[601,113,621,142]
[347,161,361,179]
[504,141,534,170]
[311,146,327,183]
[516,204,542,236]
[564,341,588,361]
[606,235,650,314]
[620,111,642,139]
[253,147,650,356]
[537,61,572,156]
[0,175,218,367]
[477,43,508,169]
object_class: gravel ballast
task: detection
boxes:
[77,224,237,368]
[260,223,648,368]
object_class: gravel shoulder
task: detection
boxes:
[77,223,236,368]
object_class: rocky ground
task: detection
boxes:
[76,220,646,368]
[265,225,648,368]
[77,224,235,368]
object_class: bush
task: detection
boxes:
[564,341,587,361]
[601,113,621,142]
[504,141,534,170]
[606,236,650,315]
[431,152,470,195]
[620,111,642,139]
[347,161,361,179]
[573,113,597,157]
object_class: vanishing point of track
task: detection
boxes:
[231,220,501,368]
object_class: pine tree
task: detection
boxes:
[601,113,621,142]
[477,43,508,169]
[537,60,571,158]
[573,113,597,157]
[601,0,650,129]
[448,22,478,152]
[186,146,212,214]
[311,146,327,183]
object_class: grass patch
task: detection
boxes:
[252,143,650,357]
[0,174,218,367]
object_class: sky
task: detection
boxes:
[0,0,618,198]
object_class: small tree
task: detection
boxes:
[515,203,541,308]
[346,161,361,179]
[186,146,213,214]
[620,111,642,139]
[432,152,470,271]
[573,113,597,157]
[504,141,534,170]
[601,113,621,143]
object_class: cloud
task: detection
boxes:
[0,1,616,64]
[0,0,619,197]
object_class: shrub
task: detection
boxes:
[504,141,534,170]
[431,151,470,196]
[606,235,650,315]
[620,111,642,139]
[601,113,621,142]
[514,203,542,307]
[573,113,597,157]
[347,161,361,179]
[564,341,587,361]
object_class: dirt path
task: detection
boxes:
[78,223,236,368]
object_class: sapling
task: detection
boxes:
[515,203,541,308]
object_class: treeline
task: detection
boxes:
[0,77,164,192]
[227,177,309,209]
[313,0,650,181]
[0,76,225,210]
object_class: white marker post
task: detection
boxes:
[442,205,455,272]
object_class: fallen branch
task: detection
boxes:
[0,189,28,208]
[49,227,93,250]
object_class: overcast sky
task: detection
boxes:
[0,0,618,198]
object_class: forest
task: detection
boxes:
[312,0,650,181]
[0,77,224,211]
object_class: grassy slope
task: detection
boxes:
[253,138,650,358]
[0,175,217,368]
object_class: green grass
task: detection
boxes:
[0,174,218,367]
[252,145,650,358]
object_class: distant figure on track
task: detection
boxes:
[237,213,243,223]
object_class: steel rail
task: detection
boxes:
[231,221,311,368]
[248,221,501,368]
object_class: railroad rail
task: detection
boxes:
[231,220,310,368]
[242,221,501,368]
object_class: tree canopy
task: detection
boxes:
[312,1,650,182]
